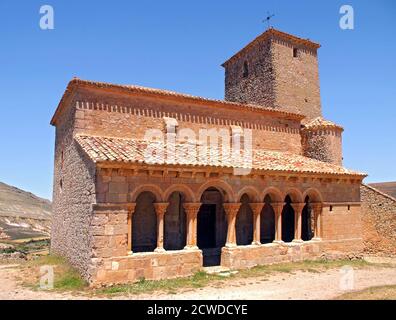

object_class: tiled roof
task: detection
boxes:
[303,117,343,131]
[222,28,321,67]
[50,78,304,125]
[75,135,365,177]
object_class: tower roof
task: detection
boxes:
[302,117,344,131]
[222,28,321,67]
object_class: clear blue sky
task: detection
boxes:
[0,0,395,200]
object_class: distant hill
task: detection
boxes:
[0,182,51,240]
[368,181,396,199]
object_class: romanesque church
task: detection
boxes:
[50,28,365,285]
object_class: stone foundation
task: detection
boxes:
[90,249,202,286]
[221,239,363,269]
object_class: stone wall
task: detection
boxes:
[50,98,96,280]
[223,36,322,121]
[360,184,396,256]
[221,239,362,269]
[302,129,343,165]
[72,87,303,155]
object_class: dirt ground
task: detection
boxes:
[0,263,395,300]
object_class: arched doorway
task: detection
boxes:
[132,191,157,252]
[164,191,186,250]
[236,194,253,245]
[261,195,275,243]
[302,196,314,241]
[282,195,295,242]
[198,187,227,266]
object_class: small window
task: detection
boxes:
[293,48,298,58]
[243,61,249,78]
[329,205,333,212]
[347,205,351,211]
[59,178,63,193]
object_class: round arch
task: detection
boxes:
[197,179,235,203]
[163,184,196,202]
[129,184,164,203]
[284,188,304,203]
[261,186,284,203]
[236,186,261,203]
[302,188,323,203]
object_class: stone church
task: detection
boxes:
[50,28,366,286]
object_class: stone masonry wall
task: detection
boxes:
[224,36,322,122]
[73,87,303,155]
[360,184,396,256]
[50,98,96,280]
[302,129,343,165]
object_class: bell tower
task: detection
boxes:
[222,28,322,121]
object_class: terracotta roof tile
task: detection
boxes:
[303,117,344,131]
[75,135,365,177]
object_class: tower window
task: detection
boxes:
[293,48,298,58]
[243,61,249,78]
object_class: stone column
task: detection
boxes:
[154,202,169,252]
[183,203,201,250]
[272,202,285,243]
[291,202,305,243]
[250,203,264,245]
[312,203,323,240]
[223,203,241,247]
[127,203,137,255]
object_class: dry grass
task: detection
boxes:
[335,285,396,300]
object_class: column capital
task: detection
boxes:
[271,202,285,212]
[249,203,265,215]
[153,202,169,215]
[291,202,305,212]
[127,203,137,214]
[311,202,323,211]
[223,202,241,215]
[183,202,202,213]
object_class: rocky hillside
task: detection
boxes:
[368,182,396,199]
[0,182,51,240]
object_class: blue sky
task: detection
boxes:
[0,0,395,200]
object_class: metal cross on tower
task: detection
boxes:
[263,12,275,29]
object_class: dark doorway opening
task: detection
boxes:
[282,195,295,243]
[261,195,275,243]
[302,196,313,241]
[198,187,227,267]
[197,204,216,249]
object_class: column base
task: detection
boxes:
[311,237,322,241]
[127,251,133,256]
[154,247,166,253]
[273,240,284,244]
[251,241,261,246]
[225,243,237,248]
[184,245,199,251]
[292,239,304,243]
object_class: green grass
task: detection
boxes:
[21,255,88,291]
[96,259,376,297]
[97,271,224,296]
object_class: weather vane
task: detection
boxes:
[263,11,275,29]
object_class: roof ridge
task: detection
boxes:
[51,78,305,125]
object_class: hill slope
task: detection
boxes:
[368,182,396,199]
[0,182,51,240]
